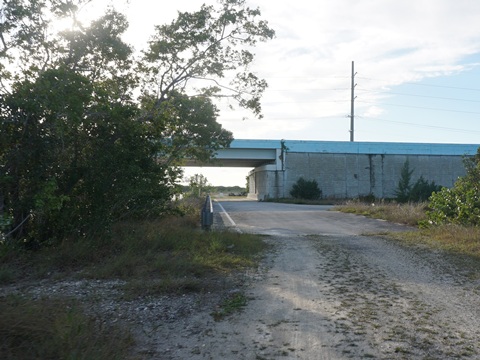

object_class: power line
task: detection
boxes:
[356,88,480,103]
[356,100,480,115]
[261,75,350,80]
[359,116,480,135]
[266,88,349,92]
[263,99,349,105]
[356,76,480,92]
[221,112,480,136]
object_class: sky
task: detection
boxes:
[79,0,480,186]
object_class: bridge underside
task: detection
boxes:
[183,146,277,168]
[183,158,274,167]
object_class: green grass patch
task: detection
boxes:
[0,295,133,360]
[211,291,248,321]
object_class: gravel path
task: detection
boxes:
[2,207,479,359]
[145,234,479,359]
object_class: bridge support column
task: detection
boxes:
[247,164,285,201]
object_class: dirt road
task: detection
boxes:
[151,201,480,359]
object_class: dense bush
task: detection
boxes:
[290,177,322,200]
[426,150,480,226]
[409,176,442,203]
[426,182,480,226]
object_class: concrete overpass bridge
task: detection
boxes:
[184,139,280,168]
[185,139,479,200]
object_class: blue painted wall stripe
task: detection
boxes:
[229,139,479,156]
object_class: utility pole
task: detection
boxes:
[350,61,357,142]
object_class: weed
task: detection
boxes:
[0,295,133,360]
[0,215,268,357]
[386,226,480,261]
[394,346,410,354]
[0,217,267,289]
[212,292,248,320]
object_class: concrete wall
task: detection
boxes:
[248,152,468,200]
[248,164,285,200]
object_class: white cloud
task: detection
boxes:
[76,0,480,184]
[362,106,385,119]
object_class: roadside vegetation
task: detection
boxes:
[337,200,427,227]
[337,200,480,259]
[1,198,267,286]
[0,296,134,360]
[0,0,274,252]
[0,197,268,358]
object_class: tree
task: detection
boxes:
[138,0,275,118]
[394,160,441,203]
[140,91,233,166]
[0,0,274,245]
[394,160,414,203]
[188,174,212,198]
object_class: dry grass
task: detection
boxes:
[335,201,428,227]
[388,225,480,260]
[335,201,480,261]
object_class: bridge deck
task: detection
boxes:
[183,139,479,168]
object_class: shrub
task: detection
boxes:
[290,177,322,200]
[426,149,480,226]
[426,178,480,226]
[409,176,442,203]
